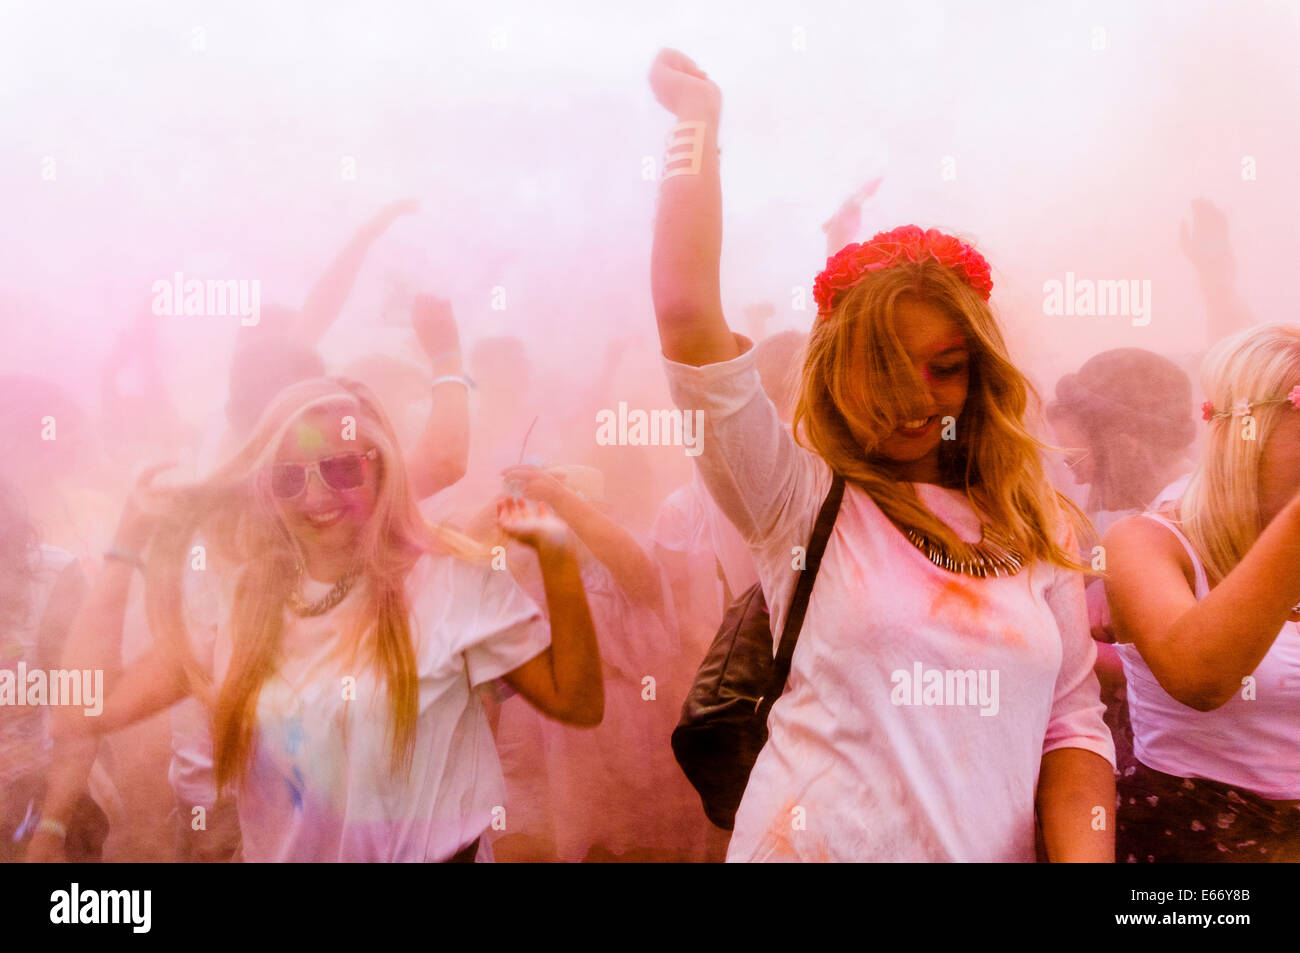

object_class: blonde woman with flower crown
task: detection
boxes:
[1103,324,1300,862]
[647,49,1114,862]
[29,377,601,863]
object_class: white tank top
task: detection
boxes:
[1115,513,1300,799]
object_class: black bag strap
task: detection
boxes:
[761,472,845,716]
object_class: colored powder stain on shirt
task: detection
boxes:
[758,797,831,862]
[760,798,801,860]
[929,577,984,625]
[285,716,303,756]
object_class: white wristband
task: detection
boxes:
[431,375,473,392]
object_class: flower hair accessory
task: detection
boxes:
[1201,385,1300,421]
[813,225,993,320]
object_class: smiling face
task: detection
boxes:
[859,296,971,484]
[270,405,380,561]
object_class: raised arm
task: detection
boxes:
[407,294,469,500]
[1103,498,1300,710]
[1180,198,1252,345]
[648,49,739,367]
[291,199,420,346]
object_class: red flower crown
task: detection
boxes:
[813,225,993,320]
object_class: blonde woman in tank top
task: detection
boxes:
[1104,324,1300,862]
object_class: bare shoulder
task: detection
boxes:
[1102,513,1196,589]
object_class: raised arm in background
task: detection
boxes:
[1180,198,1252,345]
[648,49,738,368]
[408,294,470,500]
[290,199,420,347]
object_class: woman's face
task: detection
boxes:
[1051,412,1096,486]
[862,297,971,483]
[1257,407,1300,524]
[271,406,380,556]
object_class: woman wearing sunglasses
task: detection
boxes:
[29,377,601,863]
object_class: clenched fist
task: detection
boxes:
[648,48,721,119]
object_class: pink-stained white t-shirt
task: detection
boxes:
[662,339,1115,862]
[1117,514,1300,800]
[187,550,549,862]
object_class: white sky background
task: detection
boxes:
[1,0,1296,423]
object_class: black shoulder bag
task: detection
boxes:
[671,473,845,830]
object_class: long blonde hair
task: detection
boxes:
[144,377,483,793]
[1176,324,1300,586]
[793,257,1084,569]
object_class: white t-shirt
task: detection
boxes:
[1117,513,1300,800]
[186,550,549,861]
[662,339,1115,862]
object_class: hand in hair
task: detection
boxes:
[648,48,720,119]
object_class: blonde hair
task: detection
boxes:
[1175,324,1300,586]
[144,377,484,794]
[793,257,1084,569]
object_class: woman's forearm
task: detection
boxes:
[650,77,738,366]
[1158,496,1300,707]
[409,377,469,500]
[548,488,663,612]
[536,539,603,725]
[1037,747,1115,862]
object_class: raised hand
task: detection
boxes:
[411,294,460,363]
[1179,198,1234,281]
[822,176,883,253]
[497,497,573,553]
[648,48,721,118]
[366,198,421,237]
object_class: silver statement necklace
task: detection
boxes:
[900,524,1026,578]
[287,565,359,617]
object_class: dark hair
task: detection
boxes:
[1050,348,1194,511]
